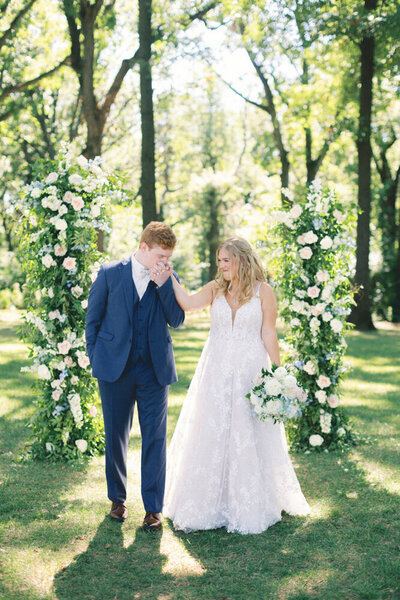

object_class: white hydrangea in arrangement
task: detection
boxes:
[272,182,356,451]
[15,144,119,460]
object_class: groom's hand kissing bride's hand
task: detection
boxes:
[151,261,172,287]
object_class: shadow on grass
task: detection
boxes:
[54,519,172,600]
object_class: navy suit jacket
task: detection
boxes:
[85,257,185,385]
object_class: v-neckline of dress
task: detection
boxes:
[223,294,250,329]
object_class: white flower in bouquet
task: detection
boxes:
[264,377,282,396]
[317,375,331,389]
[303,361,316,375]
[51,379,62,388]
[330,318,343,333]
[265,399,284,416]
[75,439,88,453]
[72,196,85,211]
[71,285,83,298]
[81,299,88,309]
[42,254,55,268]
[274,366,288,381]
[63,257,77,271]
[309,434,324,447]
[38,364,51,379]
[253,372,264,386]
[250,391,263,407]
[337,427,346,436]
[299,246,313,260]
[315,390,327,404]
[55,244,67,257]
[316,270,330,283]
[69,174,83,186]
[283,374,297,388]
[320,236,333,250]
[290,317,301,327]
[285,403,299,419]
[45,172,58,184]
[308,286,320,299]
[303,230,318,244]
[328,394,339,408]
[310,302,326,317]
[320,412,332,433]
[77,155,88,169]
[58,340,71,355]
[322,311,333,321]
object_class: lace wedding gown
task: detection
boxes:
[164,287,310,534]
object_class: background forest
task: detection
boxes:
[0,0,399,328]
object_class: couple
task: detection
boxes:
[85,221,310,535]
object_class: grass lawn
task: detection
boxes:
[0,309,399,600]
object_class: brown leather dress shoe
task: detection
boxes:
[143,511,162,531]
[110,502,128,521]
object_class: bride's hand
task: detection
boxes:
[150,261,172,286]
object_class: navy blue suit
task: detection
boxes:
[85,257,185,511]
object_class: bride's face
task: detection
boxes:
[218,247,237,281]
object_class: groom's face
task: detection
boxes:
[140,242,173,269]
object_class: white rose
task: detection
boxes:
[283,374,297,389]
[274,367,288,380]
[49,310,60,320]
[289,204,302,219]
[328,394,339,408]
[45,172,58,184]
[253,372,264,386]
[316,270,330,283]
[58,340,71,355]
[77,155,88,168]
[337,427,346,436]
[75,439,88,453]
[54,218,67,231]
[38,364,51,379]
[320,413,332,434]
[307,286,320,299]
[250,391,263,407]
[331,318,343,333]
[333,209,345,222]
[63,191,75,203]
[91,205,101,218]
[309,434,324,447]
[42,254,55,268]
[317,375,331,388]
[310,317,320,330]
[303,230,318,244]
[297,234,306,245]
[69,174,83,186]
[321,236,333,250]
[290,317,301,327]
[81,299,88,309]
[303,361,316,375]
[322,311,333,321]
[72,196,84,211]
[54,244,67,257]
[264,378,282,396]
[63,257,77,271]
[88,405,98,417]
[52,389,63,401]
[71,285,83,298]
[31,187,42,198]
[58,203,68,216]
[78,355,90,369]
[299,246,313,260]
[315,390,327,404]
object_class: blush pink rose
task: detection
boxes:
[307,286,320,299]
[328,394,339,408]
[58,340,71,355]
[72,196,84,211]
[62,257,77,271]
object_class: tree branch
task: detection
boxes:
[0,0,38,50]
[100,48,140,117]
[0,55,70,103]
[181,0,219,25]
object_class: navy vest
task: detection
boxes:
[130,282,154,363]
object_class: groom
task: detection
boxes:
[85,221,184,530]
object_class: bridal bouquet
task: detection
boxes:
[247,364,308,424]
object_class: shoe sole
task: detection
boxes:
[110,514,126,522]
[142,523,162,532]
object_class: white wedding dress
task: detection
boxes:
[164,286,310,534]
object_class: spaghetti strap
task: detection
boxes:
[255,282,262,297]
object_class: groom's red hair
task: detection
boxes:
[140,221,176,249]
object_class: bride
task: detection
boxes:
[153,237,310,534]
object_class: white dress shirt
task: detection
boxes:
[131,254,151,300]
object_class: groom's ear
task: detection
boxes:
[140,241,150,252]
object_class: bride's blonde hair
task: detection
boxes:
[215,237,266,304]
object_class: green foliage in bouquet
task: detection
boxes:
[272,182,357,452]
[15,146,117,460]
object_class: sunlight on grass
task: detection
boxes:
[276,568,337,599]
[160,528,206,577]
[351,450,400,496]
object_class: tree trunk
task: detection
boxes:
[139,0,157,227]
[349,0,376,330]
[206,187,220,281]
[393,224,400,322]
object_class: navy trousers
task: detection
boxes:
[98,358,168,513]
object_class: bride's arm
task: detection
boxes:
[259,282,281,367]
[171,276,216,312]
